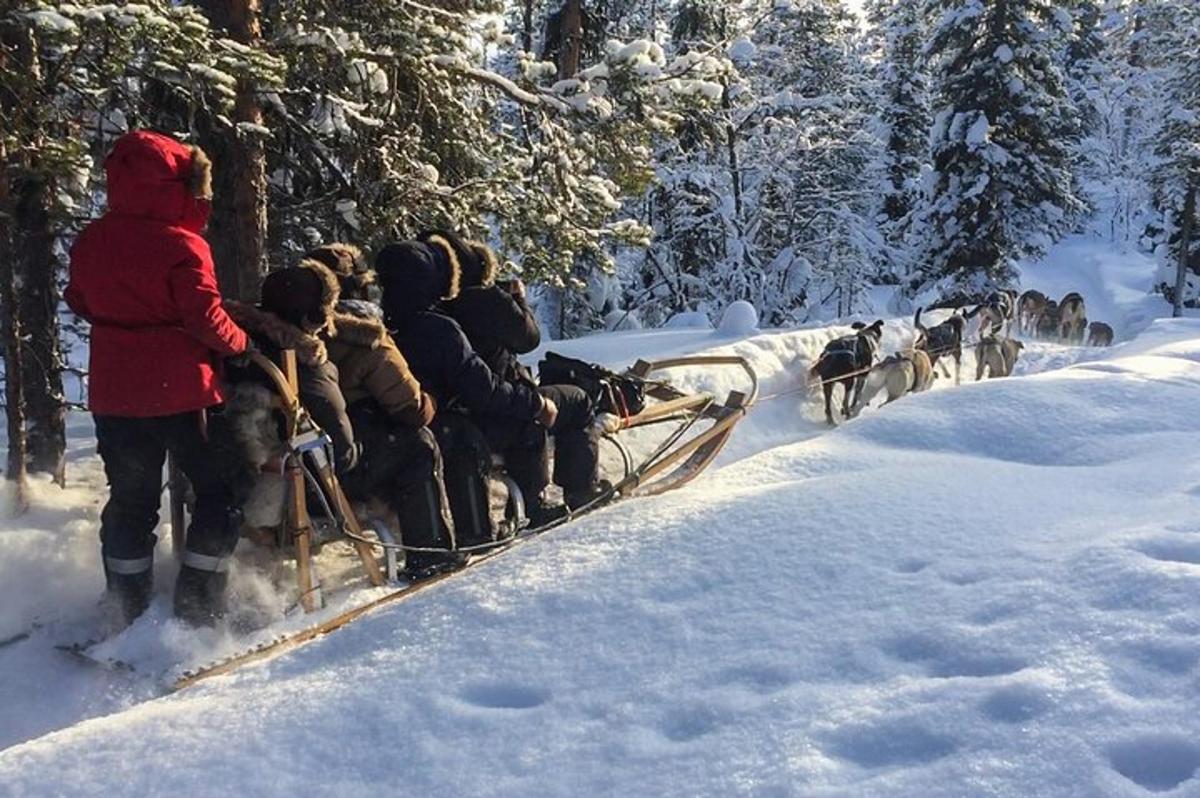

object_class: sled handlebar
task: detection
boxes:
[245,350,303,435]
[628,355,759,408]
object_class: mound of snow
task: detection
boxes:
[717,300,758,335]
[663,311,712,330]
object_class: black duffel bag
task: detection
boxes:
[538,351,647,420]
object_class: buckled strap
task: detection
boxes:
[104,555,153,575]
[181,551,229,573]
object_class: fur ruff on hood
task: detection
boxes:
[225,301,328,365]
[331,311,388,349]
[468,240,499,287]
[423,234,462,300]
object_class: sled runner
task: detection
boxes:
[165,350,757,691]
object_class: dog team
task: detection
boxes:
[809,288,1115,425]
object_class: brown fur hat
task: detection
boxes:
[260,260,341,337]
[306,243,373,300]
[420,234,462,300]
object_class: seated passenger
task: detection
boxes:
[223,264,358,476]
[422,231,538,387]
[304,245,459,573]
[373,237,602,527]
[429,232,605,511]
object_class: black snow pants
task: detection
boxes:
[482,383,600,505]
[341,400,456,552]
[94,411,241,580]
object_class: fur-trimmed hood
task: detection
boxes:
[225,301,328,365]
[105,130,212,233]
[418,229,497,288]
[375,239,463,327]
[331,311,389,350]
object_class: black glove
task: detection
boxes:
[226,340,259,369]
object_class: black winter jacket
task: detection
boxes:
[390,310,543,422]
[441,285,540,386]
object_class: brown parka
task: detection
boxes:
[326,309,435,427]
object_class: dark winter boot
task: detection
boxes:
[403,549,467,579]
[101,568,153,633]
[173,564,229,627]
[564,479,614,512]
[527,499,570,529]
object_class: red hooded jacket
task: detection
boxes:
[66,131,248,417]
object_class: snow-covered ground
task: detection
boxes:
[3,236,1200,796]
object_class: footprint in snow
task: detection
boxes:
[1119,640,1200,676]
[713,663,796,695]
[968,602,1023,627]
[979,684,1051,724]
[894,558,931,574]
[658,704,722,742]
[884,633,1027,678]
[1134,538,1200,567]
[458,683,549,710]
[823,716,957,768]
[1108,735,1200,793]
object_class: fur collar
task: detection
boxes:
[331,312,388,349]
[226,301,327,365]
[423,234,462,300]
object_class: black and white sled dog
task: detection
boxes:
[809,320,885,425]
[913,307,975,385]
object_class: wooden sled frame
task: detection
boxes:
[170,352,757,690]
[169,350,384,615]
[615,355,759,497]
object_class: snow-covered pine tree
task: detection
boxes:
[738,0,877,323]
[867,0,931,240]
[1060,0,1108,219]
[0,1,283,488]
[1147,0,1200,310]
[919,0,1085,293]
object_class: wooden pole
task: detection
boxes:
[281,350,321,612]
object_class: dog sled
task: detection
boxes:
[161,348,757,691]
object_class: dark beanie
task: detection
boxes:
[261,260,340,334]
[306,242,373,300]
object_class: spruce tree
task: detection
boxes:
[1149,0,1200,309]
[868,0,931,235]
[920,0,1085,291]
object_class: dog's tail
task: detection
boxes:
[913,307,927,333]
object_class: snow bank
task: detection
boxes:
[5,309,1200,795]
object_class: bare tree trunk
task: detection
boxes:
[557,0,583,78]
[0,142,30,513]
[1173,180,1196,318]
[197,0,268,302]
[3,22,63,489]
[523,0,535,53]
[722,83,742,220]
[14,171,66,484]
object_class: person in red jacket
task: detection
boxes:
[66,130,249,628]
